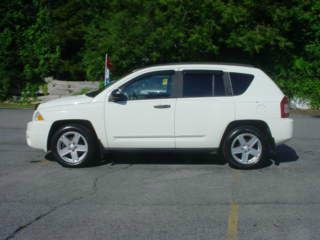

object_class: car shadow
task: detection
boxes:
[45,151,227,167]
[103,144,299,169]
[45,144,299,169]
[272,144,299,166]
[103,151,227,166]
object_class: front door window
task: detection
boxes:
[122,73,173,100]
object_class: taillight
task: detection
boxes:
[280,96,289,118]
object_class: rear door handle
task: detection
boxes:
[153,104,171,109]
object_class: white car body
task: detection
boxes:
[26,63,293,156]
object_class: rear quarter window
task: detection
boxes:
[230,72,254,95]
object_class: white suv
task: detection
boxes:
[26,63,293,169]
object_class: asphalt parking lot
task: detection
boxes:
[0,109,319,240]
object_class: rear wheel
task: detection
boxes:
[51,124,97,167]
[222,126,268,169]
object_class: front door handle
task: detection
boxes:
[153,104,171,109]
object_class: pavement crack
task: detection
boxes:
[92,176,99,193]
[4,197,83,240]
[90,164,133,195]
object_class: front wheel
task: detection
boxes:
[51,124,97,167]
[222,126,268,169]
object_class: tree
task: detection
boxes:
[0,0,319,106]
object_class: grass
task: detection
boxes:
[0,102,35,109]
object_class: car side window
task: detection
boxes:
[230,72,254,95]
[121,73,173,100]
[183,71,226,97]
[213,73,226,96]
[183,72,212,97]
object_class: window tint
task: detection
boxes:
[183,71,227,97]
[183,72,212,97]
[230,72,254,95]
[122,73,173,100]
[213,73,226,96]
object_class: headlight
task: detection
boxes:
[33,111,44,121]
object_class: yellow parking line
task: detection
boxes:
[226,201,239,240]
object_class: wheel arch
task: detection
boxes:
[219,119,275,153]
[47,119,98,151]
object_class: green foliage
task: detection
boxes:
[0,77,10,101]
[0,0,60,99]
[39,83,48,95]
[20,2,60,82]
[99,80,105,89]
[0,0,320,107]
[20,82,39,103]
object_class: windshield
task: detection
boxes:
[86,80,117,97]
[85,69,145,97]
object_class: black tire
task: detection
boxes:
[50,124,98,167]
[222,125,268,169]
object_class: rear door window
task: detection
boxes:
[230,72,254,95]
[182,71,227,97]
[183,72,212,97]
[213,73,226,96]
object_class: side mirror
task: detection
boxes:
[109,89,128,102]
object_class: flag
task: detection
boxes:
[104,54,112,86]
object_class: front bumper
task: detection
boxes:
[26,121,51,151]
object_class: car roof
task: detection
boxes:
[132,62,258,73]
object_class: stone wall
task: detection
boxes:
[39,77,100,102]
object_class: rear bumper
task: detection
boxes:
[269,118,293,144]
[26,121,51,151]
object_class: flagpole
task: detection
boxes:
[104,53,110,86]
